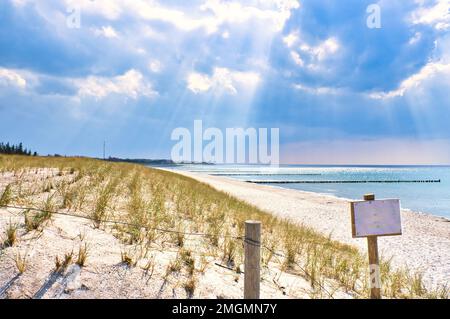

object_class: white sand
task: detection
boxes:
[1,209,323,299]
[174,170,450,289]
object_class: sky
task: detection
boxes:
[0,0,450,164]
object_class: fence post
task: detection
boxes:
[363,194,382,299]
[244,220,261,299]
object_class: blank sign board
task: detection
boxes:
[350,199,402,238]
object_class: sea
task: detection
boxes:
[164,164,450,219]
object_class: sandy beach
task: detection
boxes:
[174,170,450,289]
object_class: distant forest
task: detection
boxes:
[0,142,37,156]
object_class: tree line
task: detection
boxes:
[0,142,37,156]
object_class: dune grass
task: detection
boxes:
[3,220,18,247]
[0,154,448,299]
[13,250,27,274]
[76,243,89,267]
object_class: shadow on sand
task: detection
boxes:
[32,271,62,299]
[0,273,21,298]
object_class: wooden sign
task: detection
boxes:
[350,194,403,299]
[350,199,402,238]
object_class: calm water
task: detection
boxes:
[169,164,450,219]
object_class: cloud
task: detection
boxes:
[187,67,260,94]
[11,0,28,7]
[276,1,445,93]
[300,37,340,62]
[67,0,300,34]
[128,1,211,32]
[369,62,450,99]
[283,30,299,48]
[293,83,341,95]
[76,69,157,99]
[283,32,340,61]
[65,0,122,20]
[200,0,300,33]
[148,59,162,73]
[286,35,341,72]
[93,26,118,38]
[411,0,450,30]
[0,68,27,88]
[409,31,422,45]
[187,73,212,94]
[290,51,304,66]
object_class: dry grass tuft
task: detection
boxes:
[121,250,136,267]
[55,251,74,272]
[0,183,13,206]
[14,250,27,274]
[3,220,18,247]
[24,210,51,232]
[76,243,89,267]
[180,249,196,275]
[183,276,197,298]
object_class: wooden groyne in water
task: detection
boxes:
[245,179,441,184]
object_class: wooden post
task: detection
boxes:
[244,220,261,299]
[364,194,381,299]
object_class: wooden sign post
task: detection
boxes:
[244,220,261,299]
[350,194,402,299]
